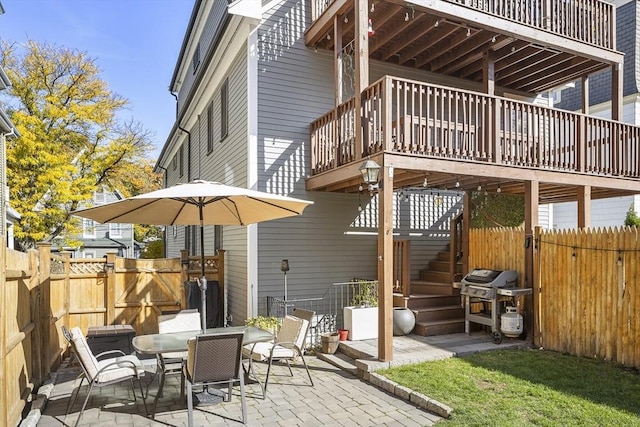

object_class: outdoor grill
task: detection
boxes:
[458,269,529,343]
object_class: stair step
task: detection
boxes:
[316,351,358,376]
[414,305,464,322]
[436,251,451,262]
[420,270,450,283]
[428,260,450,272]
[413,318,465,336]
[400,294,462,309]
[411,281,459,295]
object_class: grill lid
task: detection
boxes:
[461,269,518,288]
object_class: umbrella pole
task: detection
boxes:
[199,207,207,332]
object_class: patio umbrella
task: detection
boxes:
[73,179,313,331]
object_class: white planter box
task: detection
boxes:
[343,306,378,340]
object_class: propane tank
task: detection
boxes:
[501,306,523,337]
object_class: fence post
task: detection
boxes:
[61,252,71,331]
[29,248,43,386]
[37,243,52,376]
[0,237,6,426]
[217,250,226,326]
[180,249,189,309]
[105,252,116,325]
[533,226,542,348]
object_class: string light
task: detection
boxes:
[405,11,409,21]
[466,28,471,37]
[370,2,375,13]
[344,15,348,23]
[326,33,331,40]
[368,18,375,36]
[497,186,502,193]
[434,19,439,27]
[422,177,428,187]
[491,35,496,43]
[455,181,460,188]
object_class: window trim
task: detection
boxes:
[83,219,96,238]
[220,78,229,141]
[109,223,123,238]
[207,101,214,153]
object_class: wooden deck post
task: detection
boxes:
[378,159,394,362]
[181,249,189,309]
[577,186,591,228]
[354,0,369,160]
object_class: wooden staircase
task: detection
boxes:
[393,247,465,336]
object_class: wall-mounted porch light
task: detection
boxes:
[359,159,382,193]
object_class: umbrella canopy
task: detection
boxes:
[72,180,313,330]
[73,180,313,226]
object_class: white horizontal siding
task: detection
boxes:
[551,195,637,229]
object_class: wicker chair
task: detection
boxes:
[184,332,246,426]
[62,326,147,426]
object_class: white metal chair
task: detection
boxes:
[243,313,314,393]
[152,309,201,398]
[184,332,246,426]
[62,326,147,426]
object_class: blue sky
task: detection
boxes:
[1,0,194,159]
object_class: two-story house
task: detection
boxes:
[156,0,640,360]
[63,188,140,258]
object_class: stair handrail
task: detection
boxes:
[450,212,464,284]
[393,240,411,297]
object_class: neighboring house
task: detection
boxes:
[156,0,640,359]
[62,188,139,258]
[544,0,640,229]
[0,1,20,250]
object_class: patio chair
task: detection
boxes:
[292,308,316,348]
[62,325,147,426]
[151,309,201,399]
[243,313,314,393]
[184,332,246,426]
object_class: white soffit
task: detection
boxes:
[228,0,261,20]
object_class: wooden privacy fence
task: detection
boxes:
[469,226,640,369]
[0,242,223,427]
[537,227,640,367]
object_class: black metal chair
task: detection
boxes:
[62,325,147,426]
[183,332,246,426]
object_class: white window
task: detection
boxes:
[109,223,122,238]
[94,190,106,204]
[82,250,96,258]
[83,219,96,238]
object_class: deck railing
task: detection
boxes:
[311,0,613,50]
[311,76,640,179]
[266,280,379,346]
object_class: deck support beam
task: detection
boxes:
[378,160,394,362]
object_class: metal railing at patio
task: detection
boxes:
[267,280,379,347]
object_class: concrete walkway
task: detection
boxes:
[32,332,529,427]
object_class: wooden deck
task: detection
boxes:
[308,76,640,202]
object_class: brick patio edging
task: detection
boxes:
[367,372,452,418]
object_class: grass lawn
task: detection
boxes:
[378,348,640,426]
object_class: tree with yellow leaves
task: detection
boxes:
[1,40,161,249]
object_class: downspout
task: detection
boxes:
[170,91,192,182]
[170,91,194,254]
[155,164,168,258]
